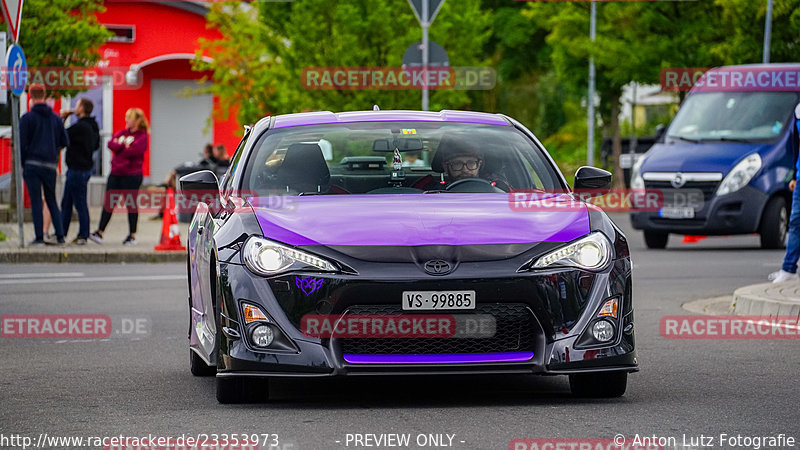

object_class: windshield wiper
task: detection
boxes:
[667,135,701,144]
[706,137,754,144]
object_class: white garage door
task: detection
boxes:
[149,79,213,183]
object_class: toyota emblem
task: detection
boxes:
[423,259,453,275]
[671,173,686,189]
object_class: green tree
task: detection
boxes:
[712,0,800,64]
[195,0,492,126]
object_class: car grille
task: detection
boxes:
[338,303,538,356]
[644,180,719,204]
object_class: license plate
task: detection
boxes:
[659,206,695,219]
[402,291,476,310]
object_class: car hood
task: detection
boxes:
[251,193,589,247]
[643,141,772,175]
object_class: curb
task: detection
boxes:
[0,250,185,264]
[731,281,800,318]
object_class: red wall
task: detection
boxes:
[97,1,241,176]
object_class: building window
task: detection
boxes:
[105,25,135,43]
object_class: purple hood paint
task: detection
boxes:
[251,193,589,246]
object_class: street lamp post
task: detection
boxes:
[587,1,596,167]
[763,0,773,64]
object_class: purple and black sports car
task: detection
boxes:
[181,110,637,403]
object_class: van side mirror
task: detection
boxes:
[795,103,800,120]
[574,166,612,196]
[654,124,667,143]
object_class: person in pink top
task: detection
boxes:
[90,108,149,246]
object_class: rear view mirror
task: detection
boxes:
[372,137,424,152]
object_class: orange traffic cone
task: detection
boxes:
[155,188,186,251]
[681,235,707,244]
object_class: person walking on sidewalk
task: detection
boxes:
[90,108,149,246]
[60,98,100,245]
[770,103,800,283]
[19,84,68,246]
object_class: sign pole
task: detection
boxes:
[763,0,773,64]
[11,81,22,247]
[421,0,429,111]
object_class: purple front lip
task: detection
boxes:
[252,193,589,247]
[343,352,534,364]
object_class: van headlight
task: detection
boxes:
[716,153,761,196]
[630,155,646,189]
[242,236,337,276]
[524,232,612,272]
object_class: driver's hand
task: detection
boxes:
[790,179,796,192]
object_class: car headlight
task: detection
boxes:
[630,155,646,189]
[716,153,761,196]
[242,236,337,276]
[527,232,612,272]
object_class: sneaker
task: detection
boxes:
[771,270,799,283]
[43,235,58,246]
[89,231,104,244]
[72,237,88,246]
[56,237,66,246]
[122,236,137,246]
[28,239,46,246]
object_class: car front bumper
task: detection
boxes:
[214,254,637,377]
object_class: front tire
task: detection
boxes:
[216,376,270,404]
[759,196,788,249]
[190,349,216,377]
[643,230,668,249]
[569,371,628,398]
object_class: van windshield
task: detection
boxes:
[668,91,799,142]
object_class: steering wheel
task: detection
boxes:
[445,177,499,193]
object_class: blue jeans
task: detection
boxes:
[61,169,92,239]
[782,186,800,273]
[22,163,64,241]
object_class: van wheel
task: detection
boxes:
[759,196,788,249]
[644,231,668,249]
[569,371,627,398]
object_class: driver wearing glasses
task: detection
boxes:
[444,148,484,182]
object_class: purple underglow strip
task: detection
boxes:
[343,351,534,365]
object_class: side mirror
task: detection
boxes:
[574,166,612,196]
[179,170,222,215]
[654,124,667,143]
[794,103,800,120]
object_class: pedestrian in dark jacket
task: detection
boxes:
[59,98,100,245]
[20,84,68,245]
[90,108,149,246]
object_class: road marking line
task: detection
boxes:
[0,272,85,279]
[0,275,184,285]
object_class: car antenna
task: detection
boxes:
[373,105,380,111]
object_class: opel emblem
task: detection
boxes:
[671,173,686,189]
[424,259,453,275]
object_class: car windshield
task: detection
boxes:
[667,91,799,142]
[242,121,563,196]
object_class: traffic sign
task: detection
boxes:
[1,0,23,43]
[6,44,26,96]
[408,0,444,25]
[402,41,449,67]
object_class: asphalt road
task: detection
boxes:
[1,214,798,450]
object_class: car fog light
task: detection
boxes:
[250,324,274,348]
[591,320,614,342]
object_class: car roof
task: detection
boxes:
[269,110,511,130]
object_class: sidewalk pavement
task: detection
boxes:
[0,207,188,263]
[730,280,800,318]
